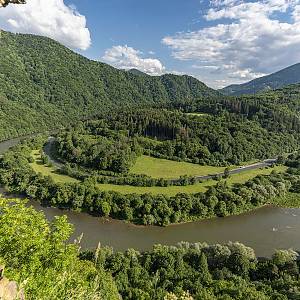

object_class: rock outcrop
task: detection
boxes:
[0,266,24,300]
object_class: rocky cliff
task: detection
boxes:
[0,266,24,300]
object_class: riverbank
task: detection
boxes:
[0,135,296,226]
[1,136,300,257]
[2,182,299,227]
[22,198,300,257]
[1,185,300,257]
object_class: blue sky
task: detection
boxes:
[1,0,300,88]
[64,0,204,59]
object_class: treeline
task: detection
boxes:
[56,109,299,168]
[82,242,300,299]
[184,84,300,135]
[0,30,218,142]
[56,130,142,173]
[0,138,299,226]
[3,198,300,299]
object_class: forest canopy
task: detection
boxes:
[2,197,300,299]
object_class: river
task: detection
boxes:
[1,137,300,257]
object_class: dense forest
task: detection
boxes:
[0,30,219,141]
[1,136,300,226]
[2,30,300,149]
[2,197,300,299]
[54,109,299,173]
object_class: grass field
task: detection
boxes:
[30,150,78,183]
[185,112,208,117]
[98,165,288,196]
[130,155,226,179]
[30,150,288,196]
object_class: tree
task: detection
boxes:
[198,252,211,283]
[101,201,111,217]
[0,197,119,299]
[223,167,230,178]
[228,252,251,277]
[272,249,298,267]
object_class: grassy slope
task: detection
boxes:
[30,150,287,195]
[30,150,78,183]
[97,166,287,196]
[130,155,226,179]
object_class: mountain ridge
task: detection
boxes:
[0,30,220,141]
[221,63,300,95]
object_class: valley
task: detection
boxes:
[2,27,300,300]
[0,137,299,259]
[29,147,287,196]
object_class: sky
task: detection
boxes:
[1,0,300,88]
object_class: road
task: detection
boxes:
[186,159,277,183]
[43,137,278,183]
[43,136,64,168]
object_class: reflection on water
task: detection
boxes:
[27,200,300,257]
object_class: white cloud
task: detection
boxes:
[0,0,91,50]
[102,45,165,75]
[292,4,300,21]
[162,0,300,87]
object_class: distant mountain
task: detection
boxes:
[0,30,220,141]
[221,63,300,95]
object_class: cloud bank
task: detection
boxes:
[102,45,165,75]
[163,0,300,87]
[0,0,91,50]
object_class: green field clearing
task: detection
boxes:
[98,165,288,196]
[30,150,287,196]
[185,112,208,117]
[238,159,260,166]
[130,155,226,179]
[30,150,78,183]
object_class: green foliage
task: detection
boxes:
[82,241,300,299]
[0,198,119,300]
[0,137,295,226]
[0,31,218,142]
[2,199,300,299]
[56,109,298,172]
[87,109,298,166]
[56,128,141,173]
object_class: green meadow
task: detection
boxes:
[98,165,287,196]
[30,150,287,196]
[129,155,226,179]
[30,150,78,183]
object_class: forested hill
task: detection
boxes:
[221,63,300,96]
[0,30,219,141]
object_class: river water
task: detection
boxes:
[1,137,300,257]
